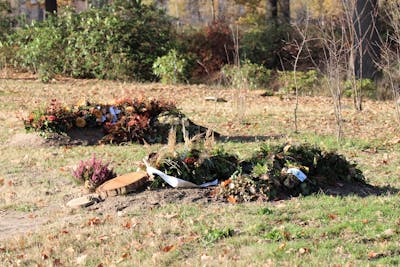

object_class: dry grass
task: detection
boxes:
[1,76,400,266]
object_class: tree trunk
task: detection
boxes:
[353,0,380,80]
[45,0,57,15]
[278,0,290,24]
[268,0,277,22]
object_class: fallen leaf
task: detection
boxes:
[0,178,4,186]
[145,231,155,238]
[53,258,62,266]
[285,248,295,254]
[362,219,369,224]
[221,179,232,188]
[7,180,13,186]
[368,251,379,259]
[41,251,49,260]
[299,247,310,255]
[162,245,175,252]
[76,254,87,265]
[163,213,179,219]
[116,252,130,263]
[231,255,240,260]
[283,144,291,153]
[65,247,75,254]
[328,214,337,220]
[278,243,286,250]
[390,138,400,144]
[209,188,219,197]
[201,254,213,261]
[227,195,237,204]
[123,222,131,229]
[98,235,110,242]
[87,217,102,226]
[383,228,394,237]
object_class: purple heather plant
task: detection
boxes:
[72,154,116,191]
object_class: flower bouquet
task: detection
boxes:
[72,154,117,192]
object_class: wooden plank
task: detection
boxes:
[96,171,148,198]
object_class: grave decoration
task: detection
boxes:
[72,154,117,192]
[218,143,365,202]
[147,147,239,187]
[146,143,366,202]
[24,98,211,144]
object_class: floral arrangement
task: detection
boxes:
[148,147,239,186]
[72,154,117,192]
[24,97,177,144]
[146,142,365,202]
[216,143,365,202]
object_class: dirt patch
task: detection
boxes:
[8,133,47,147]
[87,187,216,214]
[0,210,49,241]
[8,129,105,147]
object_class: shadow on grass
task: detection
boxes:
[218,134,285,143]
[319,181,400,198]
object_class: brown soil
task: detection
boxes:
[89,187,217,214]
[0,210,49,240]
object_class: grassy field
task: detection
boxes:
[1,76,400,266]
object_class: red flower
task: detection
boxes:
[47,115,56,121]
[183,157,196,165]
[127,120,136,127]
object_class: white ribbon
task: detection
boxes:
[143,159,218,188]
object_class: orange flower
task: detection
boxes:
[92,109,103,119]
[76,99,88,107]
[125,106,134,113]
[75,117,87,128]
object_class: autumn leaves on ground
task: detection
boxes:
[1,77,400,266]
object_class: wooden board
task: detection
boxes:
[66,195,98,209]
[96,171,148,198]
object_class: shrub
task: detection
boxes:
[239,16,292,69]
[72,154,116,192]
[64,2,174,81]
[221,60,272,89]
[152,49,187,84]
[0,1,17,41]
[343,78,377,99]
[4,1,175,81]
[178,21,235,81]
[277,70,319,94]
[9,17,67,82]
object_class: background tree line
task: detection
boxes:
[0,0,398,106]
